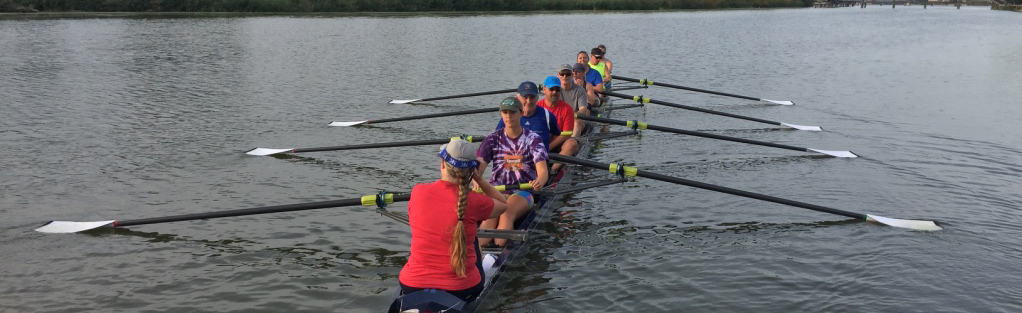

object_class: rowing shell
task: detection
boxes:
[389,98,619,313]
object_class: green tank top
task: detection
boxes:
[589,61,608,80]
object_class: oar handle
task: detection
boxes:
[612,75,760,102]
[576,115,811,153]
[293,136,484,153]
[418,88,517,102]
[370,108,499,124]
[117,194,413,227]
[601,91,783,127]
[475,183,533,193]
[548,154,867,220]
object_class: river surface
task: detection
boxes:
[2,7,1021,313]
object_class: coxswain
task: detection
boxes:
[396,138,508,306]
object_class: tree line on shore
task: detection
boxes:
[1,0,817,13]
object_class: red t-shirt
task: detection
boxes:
[538,98,575,133]
[399,180,495,290]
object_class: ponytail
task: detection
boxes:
[448,166,474,277]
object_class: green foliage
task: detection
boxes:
[6,0,810,12]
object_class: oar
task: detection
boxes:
[329,108,498,127]
[35,193,412,233]
[612,75,794,105]
[549,154,941,231]
[246,136,483,156]
[576,115,856,158]
[390,88,517,104]
[601,91,821,131]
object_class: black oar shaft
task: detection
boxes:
[370,108,498,124]
[601,91,783,127]
[612,75,760,101]
[117,195,412,227]
[576,115,810,153]
[294,137,482,154]
[548,154,866,220]
[418,88,517,102]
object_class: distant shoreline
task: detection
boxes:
[1,0,810,15]
[0,9,795,17]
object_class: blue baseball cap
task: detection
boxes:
[543,76,562,90]
[517,81,538,97]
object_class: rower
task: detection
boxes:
[477,96,550,247]
[597,44,613,89]
[496,81,562,151]
[395,138,508,308]
[557,63,588,113]
[559,64,593,150]
[575,51,605,107]
[539,75,579,173]
[572,62,597,108]
[589,47,611,91]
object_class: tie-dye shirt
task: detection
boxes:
[476,128,548,188]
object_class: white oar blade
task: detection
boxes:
[808,148,858,158]
[245,148,294,156]
[780,122,823,131]
[389,99,421,104]
[327,120,368,127]
[866,214,942,231]
[35,220,115,233]
[761,99,794,105]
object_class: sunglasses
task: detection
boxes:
[558,71,572,76]
[593,55,603,59]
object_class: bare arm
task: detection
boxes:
[573,106,590,138]
[487,200,508,219]
[549,135,569,150]
[472,166,506,204]
[471,158,508,219]
[585,82,598,104]
[531,160,549,191]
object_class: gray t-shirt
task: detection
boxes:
[560,82,588,111]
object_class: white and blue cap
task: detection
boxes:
[438,138,479,169]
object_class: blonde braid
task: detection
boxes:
[448,166,473,277]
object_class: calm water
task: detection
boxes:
[2,7,1021,312]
